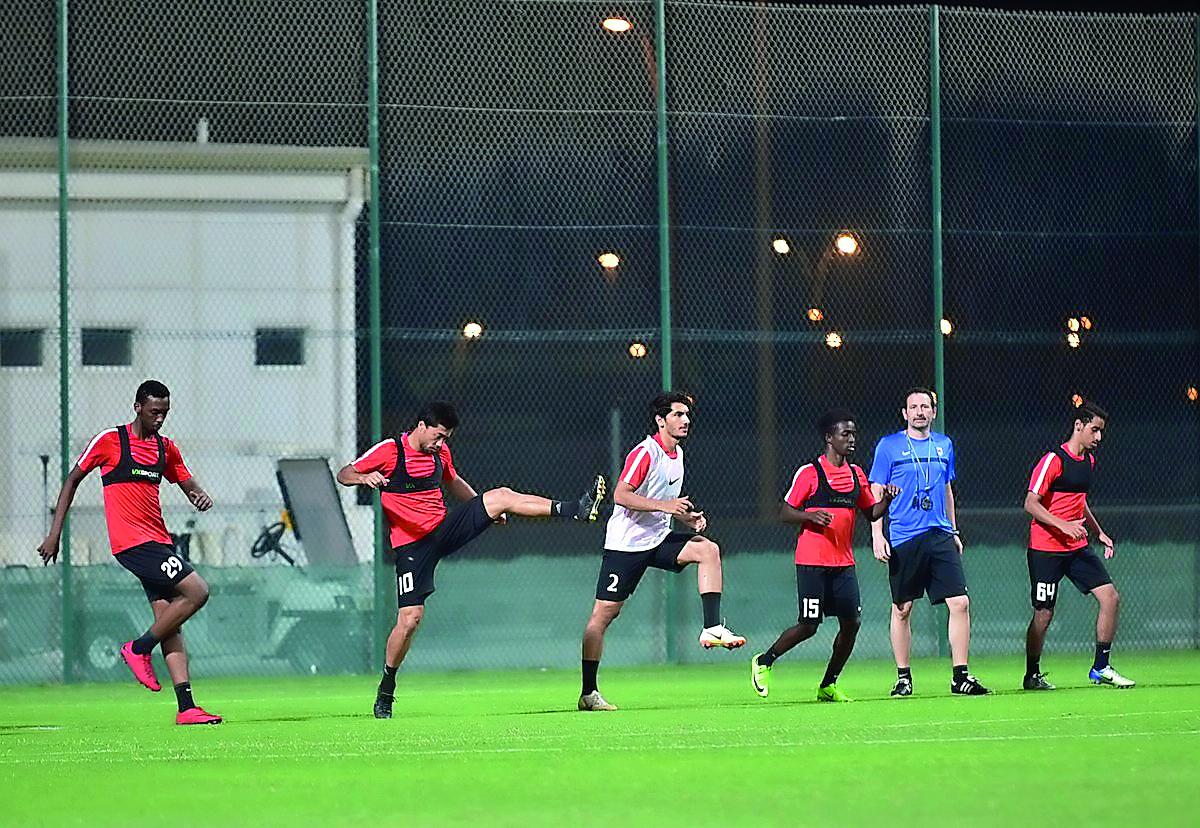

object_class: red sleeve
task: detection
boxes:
[619,445,652,490]
[163,438,192,484]
[439,445,456,481]
[1028,452,1061,496]
[854,465,876,508]
[76,430,118,474]
[784,465,817,509]
[353,439,397,475]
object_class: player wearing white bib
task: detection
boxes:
[578,392,745,712]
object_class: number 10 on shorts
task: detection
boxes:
[398,571,415,595]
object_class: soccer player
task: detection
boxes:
[869,387,990,696]
[37,380,221,725]
[336,401,606,719]
[751,409,899,701]
[1022,402,1133,690]
[578,391,745,712]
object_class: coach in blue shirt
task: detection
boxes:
[868,387,990,698]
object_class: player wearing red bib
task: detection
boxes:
[336,401,606,718]
[751,409,898,701]
[38,380,220,724]
[1022,401,1133,690]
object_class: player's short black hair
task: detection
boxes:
[650,391,694,427]
[1074,400,1108,427]
[818,408,857,438]
[903,386,937,408]
[416,401,459,431]
[135,380,170,403]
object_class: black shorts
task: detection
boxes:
[888,528,967,606]
[795,565,861,625]
[115,541,195,602]
[1027,546,1112,609]
[392,495,494,607]
[594,532,693,601]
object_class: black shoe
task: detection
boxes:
[1022,671,1056,691]
[575,474,607,522]
[951,674,991,695]
[890,676,913,697]
[373,697,392,719]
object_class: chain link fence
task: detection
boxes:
[1,1,1196,685]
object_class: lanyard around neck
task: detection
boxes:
[905,433,934,492]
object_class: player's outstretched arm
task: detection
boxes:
[863,483,900,521]
[37,464,88,565]
[445,475,478,503]
[336,463,388,489]
[179,477,213,511]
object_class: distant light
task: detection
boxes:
[602,17,632,33]
[1187,386,1198,402]
[1066,317,1080,332]
[1071,394,1084,407]
[628,342,647,359]
[462,322,483,339]
[825,331,843,349]
[940,318,953,336]
[771,237,790,255]
[834,233,859,256]
[806,307,824,322]
[1066,332,1081,348]
[598,252,620,270]
[1080,315,1093,330]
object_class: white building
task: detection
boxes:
[0,138,369,566]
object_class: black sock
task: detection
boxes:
[582,659,599,695]
[1026,656,1041,678]
[700,592,721,628]
[131,630,158,656]
[377,665,398,700]
[820,666,840,688]
[552,500,579,520]
[1093,641,1112,671]
[897,667,912,679]
[953,664,969,682]
[758,647,781,668]
[174,682,194,713]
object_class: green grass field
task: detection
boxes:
[3,651,1198,827]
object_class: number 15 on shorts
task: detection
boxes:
[802,597,821,619]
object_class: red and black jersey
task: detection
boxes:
[77,424,192,554]
[351,433,457,548]
[1028,444,1094,552]
[784,456,875,567]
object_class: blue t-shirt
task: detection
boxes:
[868,431,956,545]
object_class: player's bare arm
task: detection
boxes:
[444,475,478,503]
[863,483,900,521]
[1023,490,1088,540]
[1083,503,1114,557]
[945,483,964,553]
[612,480,693,516]
[780,503,832,527]
[36,464,88,565]
[869,482,891,562]
[179,477,213,511]
[336,463,389,489]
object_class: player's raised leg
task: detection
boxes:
[677,536,744,649]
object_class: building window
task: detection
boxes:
[255,327,305,366]
[81,328,133,366]
[1,328,43,367]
